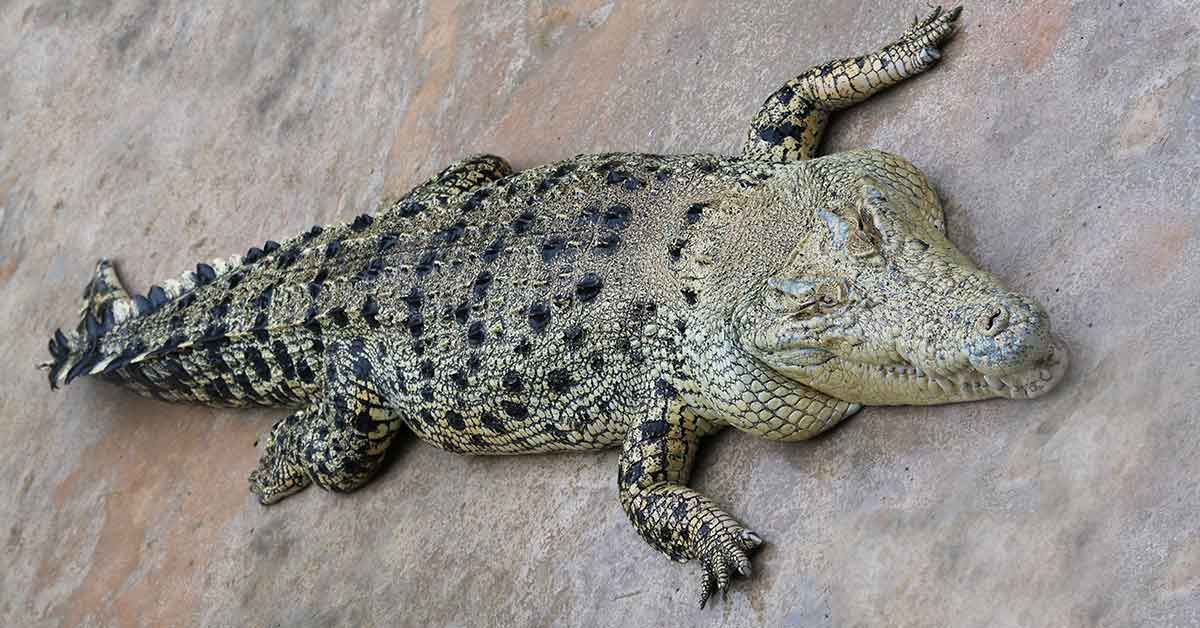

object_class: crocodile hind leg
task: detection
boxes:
[741,5,961,163]
[249,338,405,504]
[618,402,761,608]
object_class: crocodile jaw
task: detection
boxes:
[769,338,1069,406]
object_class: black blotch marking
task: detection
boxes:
[325,239,343,258]
[482,412,505,433]
[303,224,324,241]
[466,354,481,372]
[330,307,350,327]
[514,338,532,356]
[674,319,687,334]
[681,288,698,306]
[655,378,678,399]
[263,240,281,254]
[540,237,565,263]
[361,295,381,328]
[246,347,271,381]
[502,370,523,393]
[697,160,718,174]
[467,321,485,346]
[622,176,643,191]
[575,273,602,302]
[195,263,216,286]
[437,221,467,245]
[275,247,300,269]
[502,401,528,420]
[621,460,644,486]
[199,322,228,345]
[351,214,374,231]
[419,359,435,379]
[547,368,573,394]
[252,284,274,310]
[481,237,504,263]
[563,324,584,346]
[686,203,706,224]
[271,341,297,380]
[511,211,535,234]
[405,310,424,337]
[226,271,244,289]
[252,312,270,342]
[360,258,384,281]
[415,250,436,276]
[668,239,686,261]
[209,301,229,319]
[590,354,605,371]
[454,301,471,325]
[450,370,467,389]
[243,247,265,264]
[148,285,168,308]
[527,301,550,333]
[472,271,493,299]
[303,306,322,335]
[594,231,621,255]
[404,287,423,310]
[411,339,425,355]
[776,85,795,104]
[379,233,399,253]
[420,385,434,401]
[604,203,631,230]
[641,418,669,440]
[446,411,466,431]
[133,294,153,315]
[398,200,426,217]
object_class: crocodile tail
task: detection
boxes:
[41,259,139,389]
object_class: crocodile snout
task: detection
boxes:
[964,298,1053,376]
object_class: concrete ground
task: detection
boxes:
[2,1,1197,626]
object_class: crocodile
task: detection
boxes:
[41,6,1067,607]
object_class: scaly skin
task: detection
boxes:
[41,6,1066,608]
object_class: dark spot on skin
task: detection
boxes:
[133,294,153,315]
[563,325,584,346]
[482,412,505,432]
[263,240,281,254]
[776,85,795,104]
[621,460,644,486]
[590,354,605,371]
[351,214,374,231]
[275,248,300,269]
[685,203,706,224]
[594,231,621,255]
[296,360,317,384]
[330,307,349,327]
[195,263,216,285]
[200,323,228,345]
[398,201,426,217]
[252,312,270,342]
[437,221,467,244]
[467,321,485,345]
[411,339,425,355]
[379,234,399,253]
[502,370,523,393]
[668,239,686,261]
[420,386,434,401]
[303,306,322,334]
[243,247,264,264]
[466,354,481,371]
[209,302,229,319]
[655,169,672,181]
[604,204,632,230]
[675,319,687,334]
[360,258,384,281]
[325,239,343,258]
[307,282,321,298]
[641,419,669,439]
[303,224,324,240]
[176,293,196,310]
[420,359,435,379]
[415,250,436,276]
[405,310,424,337]
[361,295,381,328]
[681,288,698,306]
[541,237,564,263]
[547,368,573,393]
[245,347,271,381]
[404,287,423,310]
[473,271,493,299]
[514,338,532,356]
[527,302,550,333]
[575,273,603,302]
[148,285,168,308]
[481,237,504,263]
[455,301,471,325]
[511,211,535,234]
[271,341,297,380]
[655,378,678,398]
[697,160,718,174]
[502,401,528,419]
[446,411,466,431]
[226,271,244,289]
[622,177,643,191]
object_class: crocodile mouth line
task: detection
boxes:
[778,341,1069,400]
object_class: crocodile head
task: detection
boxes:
[736,179,1068,406]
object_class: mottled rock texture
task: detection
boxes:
[1,2,1197,626]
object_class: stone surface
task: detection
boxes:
[1,1,1197,626]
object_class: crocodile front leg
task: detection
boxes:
[618,402,761,607]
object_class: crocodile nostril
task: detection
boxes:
[975,305,1008,337]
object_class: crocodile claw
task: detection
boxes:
[696,525,765,608]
